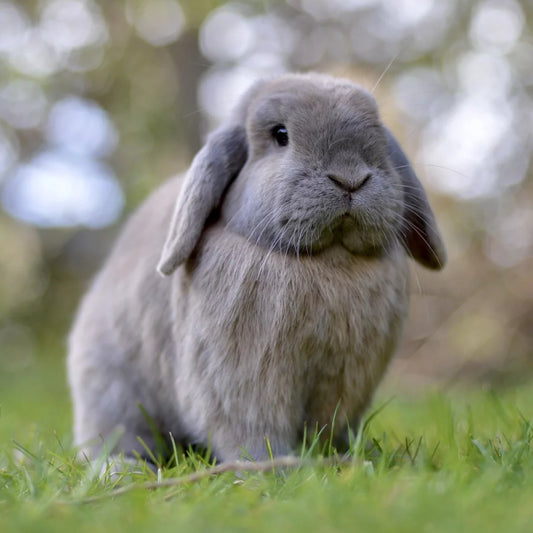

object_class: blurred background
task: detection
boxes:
[1,0,532,410]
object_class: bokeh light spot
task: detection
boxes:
[1,151,124,228]
[470,0,524,54]
[40,0,108,52]
[0,80,47,130]
[46,96,119,158]
[126,0,185,47]
[200,6,253,62]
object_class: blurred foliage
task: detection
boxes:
[0,0,532,388]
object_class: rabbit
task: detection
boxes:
[68,72,446,465]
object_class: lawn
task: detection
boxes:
[1,345,533,533]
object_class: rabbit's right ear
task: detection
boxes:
[385,128,447,270]
[157,124,248,276]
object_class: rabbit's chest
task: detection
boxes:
[180,233,409,430]
[192,239,406,363]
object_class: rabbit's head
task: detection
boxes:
[158,73,446,275]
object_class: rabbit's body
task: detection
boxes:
[68,73,445,463]
[175,227,408,460]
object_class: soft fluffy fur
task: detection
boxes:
[68,73,446,463]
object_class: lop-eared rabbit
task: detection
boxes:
[68,73,446,465]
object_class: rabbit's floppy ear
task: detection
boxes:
[157,124,248,276]
[385,129,446,270]
[157,79,267,276]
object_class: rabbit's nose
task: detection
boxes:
[327,172,372,193]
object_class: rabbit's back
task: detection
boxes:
[68,177,190,454]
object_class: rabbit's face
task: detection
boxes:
[158,72,444,276]
[222,76,405,257]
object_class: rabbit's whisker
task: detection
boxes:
[371,52,400,94]
[392,212,443,269]
[256,223,288,279]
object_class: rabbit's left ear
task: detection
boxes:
[385,129,446,270]
[157,124,248,276]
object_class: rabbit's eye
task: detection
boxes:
[271,124,289,147]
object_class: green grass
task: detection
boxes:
[2,351,533,532]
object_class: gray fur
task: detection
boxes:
[68,73,445,463]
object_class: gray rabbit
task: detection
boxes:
[68,73,446,464]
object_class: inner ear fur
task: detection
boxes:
[385,128,446,270]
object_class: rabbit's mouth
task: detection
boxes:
[322,211,395,257]
[251,208,395,258]
[338,213,354,224]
